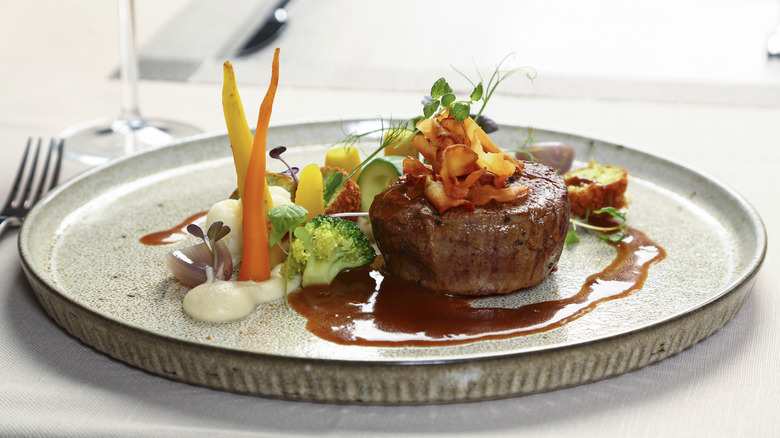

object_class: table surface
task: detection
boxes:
[1,1,778,436]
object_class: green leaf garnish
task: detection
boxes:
[565,227,580,245]
[430,78,452,99]
[268,205,308,247]
[440,93,456,108]
[330,55,535,199]
[566,207,628,245]
[293,225,311,242]
[470,83,484,101]
[423,99,439,118]
[593,206,626,222]
[322,172,344,204]
[599,231,627,243]
[450,102,471,122]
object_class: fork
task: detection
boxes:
[0,138,64,237]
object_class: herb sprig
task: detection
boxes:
[451,54,536,123]
[267,204,308,247]
[269,146,299,187]
[327,56,536,196]
[266,204,310,306]
[566,207,628,245]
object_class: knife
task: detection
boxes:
[236,0,293,57]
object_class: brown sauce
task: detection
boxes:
[563,175,598,188]
[288,227,665,347]
[139,210,208,245]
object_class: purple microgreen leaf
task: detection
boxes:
[269,146,287,159]
[206,221,222,242]
[186,224,205,240]
[206,221,230,243]
[268,145,299,188]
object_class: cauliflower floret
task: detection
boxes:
[268,185,293,207]
[206,186,293,264]
[205,199,243,263]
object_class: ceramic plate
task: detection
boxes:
[19,120,766,404]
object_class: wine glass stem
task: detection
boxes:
[117,0,143,128]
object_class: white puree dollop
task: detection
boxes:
[182,264,301,322]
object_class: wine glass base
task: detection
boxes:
[60,117,202,165]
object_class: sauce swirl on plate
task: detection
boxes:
[289,227,665,347]
[139,211,208,245]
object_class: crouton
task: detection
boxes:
[321,166,361,216]
[562,161,628,217]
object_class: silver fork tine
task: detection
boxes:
[21,138,42,209]
[0,137,62,238]
[31,139,62,205]
[2,138,33,212]
[48,139,64,191]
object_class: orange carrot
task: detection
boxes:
[239,48,280,282]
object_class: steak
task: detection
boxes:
[369,161,571,295]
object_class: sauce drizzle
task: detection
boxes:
[139,210,208,245]
[289,227,665,347]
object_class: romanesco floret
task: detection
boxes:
[289,215,376,287]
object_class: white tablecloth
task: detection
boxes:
[1,1,778,436]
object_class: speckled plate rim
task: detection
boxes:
[18,119,767,404]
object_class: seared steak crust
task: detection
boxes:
[369,161,571,295]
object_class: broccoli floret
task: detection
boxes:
[289,215,376,287]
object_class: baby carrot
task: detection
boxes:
[221,61,254,199]
[239,48,280,282]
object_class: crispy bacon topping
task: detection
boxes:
[406,113,528,213]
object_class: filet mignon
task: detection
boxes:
[369,161,571,295]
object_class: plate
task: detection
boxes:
[19,120,766,404]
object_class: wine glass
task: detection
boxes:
[60,0,201,165]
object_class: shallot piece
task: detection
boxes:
[515,142,575,174]
[165,240,233,287]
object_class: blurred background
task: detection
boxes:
[1,1,779,435]
[2,0,779,181]
[139,0,780,107]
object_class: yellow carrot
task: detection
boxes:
[239,48,280,282]
[325,146,361,180]
[295,164,324,221]
[221,61,254,199]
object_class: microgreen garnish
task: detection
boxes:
[423,77,482,122]
[326,57,534,197]
[451,54,536,124]
[269,146,299,187]
[339,118,416,184]
[322,172,343,204]
[265,204,309,307]
[186,221,231,282]
[566,207,628,245]
[267,204,308,248]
